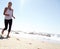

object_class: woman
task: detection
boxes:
[1,2,15,38]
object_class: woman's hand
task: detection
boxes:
[5,14,10,16]
[12,16,15,19]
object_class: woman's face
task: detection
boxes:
[8,2,12,8]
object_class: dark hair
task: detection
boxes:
[8,2,12,5]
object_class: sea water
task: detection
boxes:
[11,32,60,44]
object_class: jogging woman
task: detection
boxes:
[1,2,15,38]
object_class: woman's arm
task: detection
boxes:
[3,7,10,16]
[12,9,15,19]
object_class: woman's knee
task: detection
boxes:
[4,27,7,30]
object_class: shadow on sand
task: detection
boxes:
[0,35,9,40]
[0,37,8,40]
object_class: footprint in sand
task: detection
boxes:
[16,38,20,41]
[37,48,42,49]
[29,43,32,45]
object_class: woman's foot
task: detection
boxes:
[0,35,4,39]
[6,35,10,38]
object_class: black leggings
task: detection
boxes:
[3,19,12,32]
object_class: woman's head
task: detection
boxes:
[8,2,12,8]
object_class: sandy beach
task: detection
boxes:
[0,36,60,49]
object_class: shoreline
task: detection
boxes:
[0,30,60,44]
[0,30,60,49]
[11,32,60,44]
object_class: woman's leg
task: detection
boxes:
[1,19,8,35]
[7,19,12,37]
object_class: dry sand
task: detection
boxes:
[0,36,60,49]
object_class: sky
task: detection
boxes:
[0,0,60,34]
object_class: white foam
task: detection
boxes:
[11,32,60,44]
